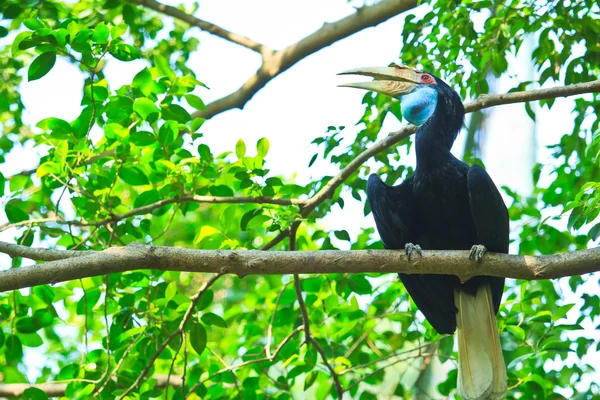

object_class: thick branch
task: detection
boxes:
[0,242,599,292]
[195,0,418,119]
[464,79,600,113]
[129,0,269,52]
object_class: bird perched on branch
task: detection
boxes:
[340,64,508,400]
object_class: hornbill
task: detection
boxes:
[340,64,508,400]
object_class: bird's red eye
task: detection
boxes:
[420,74,434,84]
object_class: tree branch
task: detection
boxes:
[129,0,269,53]
[302,79,600,215]
[1,242,599,292]
[194,0,419,119]
[0,375,182,398]
[0,194,305,232]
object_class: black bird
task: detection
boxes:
[340,64,508,400]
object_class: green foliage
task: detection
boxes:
[0,0,599,399]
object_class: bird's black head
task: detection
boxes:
[339,63,464,149]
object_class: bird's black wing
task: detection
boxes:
[367,173,457,334]
[366,174,416,249]
[467,165,510,313]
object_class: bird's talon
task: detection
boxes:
[405,243,422,261]
[469,245,487,263]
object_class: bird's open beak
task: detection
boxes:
[338,64,419,97]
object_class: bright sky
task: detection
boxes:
[1,0,598,392]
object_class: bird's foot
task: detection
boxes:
[469,244,487,263]
[405,243,423,261]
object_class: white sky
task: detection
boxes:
[1,0,598,392]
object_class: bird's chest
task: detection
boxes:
[412,167,477,249]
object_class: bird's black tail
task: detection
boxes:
[455,284,507,399]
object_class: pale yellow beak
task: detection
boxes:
[338,64,420,97]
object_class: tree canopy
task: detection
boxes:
[0,0,599,399]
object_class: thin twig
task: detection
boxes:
[117,273,223,399]
[266,283,288,359]
[196,324,304,387]
[291,228,344,397]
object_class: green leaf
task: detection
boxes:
[158,120,178,146]
[132,68,154,97]
[32,309,54,328]
[22,387,49,400]
[28,51,57,82]
[19,333,43,348]
[130,131,156,146]
[236,139,246,159]
[23,18,44,31]
[201,312,227,328]
[134,190,160,208]
[334,230,351,242]
[109,43,140,61]
[0,172,4,196]
[5,204,29,223]
[165,281,177,301]
[153,54,175,80]
[189,321,207,356]
[246,214,271,230]
[256,137,269,159]
[162,104,191,123]
[16,318,40,334]
[119,167,149,186]
[185,94,206,110]
[209,185,234,197]
[12,31,32,57]
[438,335,454,364]
[196,290,213,311]
[194,225,220,245]
[36,117,72,138]
[105,123,129,139]
[198,144,213,161]
[590,223,600,241]
[554,304,575,320]
[190,117,205,132]
[57,364,80,380]
[348,275,372,295]
[76,290,101,315]
[133,98,159,120]
[505,325,525,341]
[5,335,23,363]
[92,22,110,44]
[36,162,61,178]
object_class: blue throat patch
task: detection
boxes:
[399,86,438,126]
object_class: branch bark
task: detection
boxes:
[1,242,599,292]
[192,0,418,119]
[0,194,305,232]
[128,0,269,53]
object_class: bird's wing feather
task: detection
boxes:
[366,174,415,249]
[367,173,457,334]
[467,165,510,312]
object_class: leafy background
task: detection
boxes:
[0,0,599,399]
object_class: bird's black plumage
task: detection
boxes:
[367,76,509,334]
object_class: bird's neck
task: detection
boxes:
[414,106,462,172]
